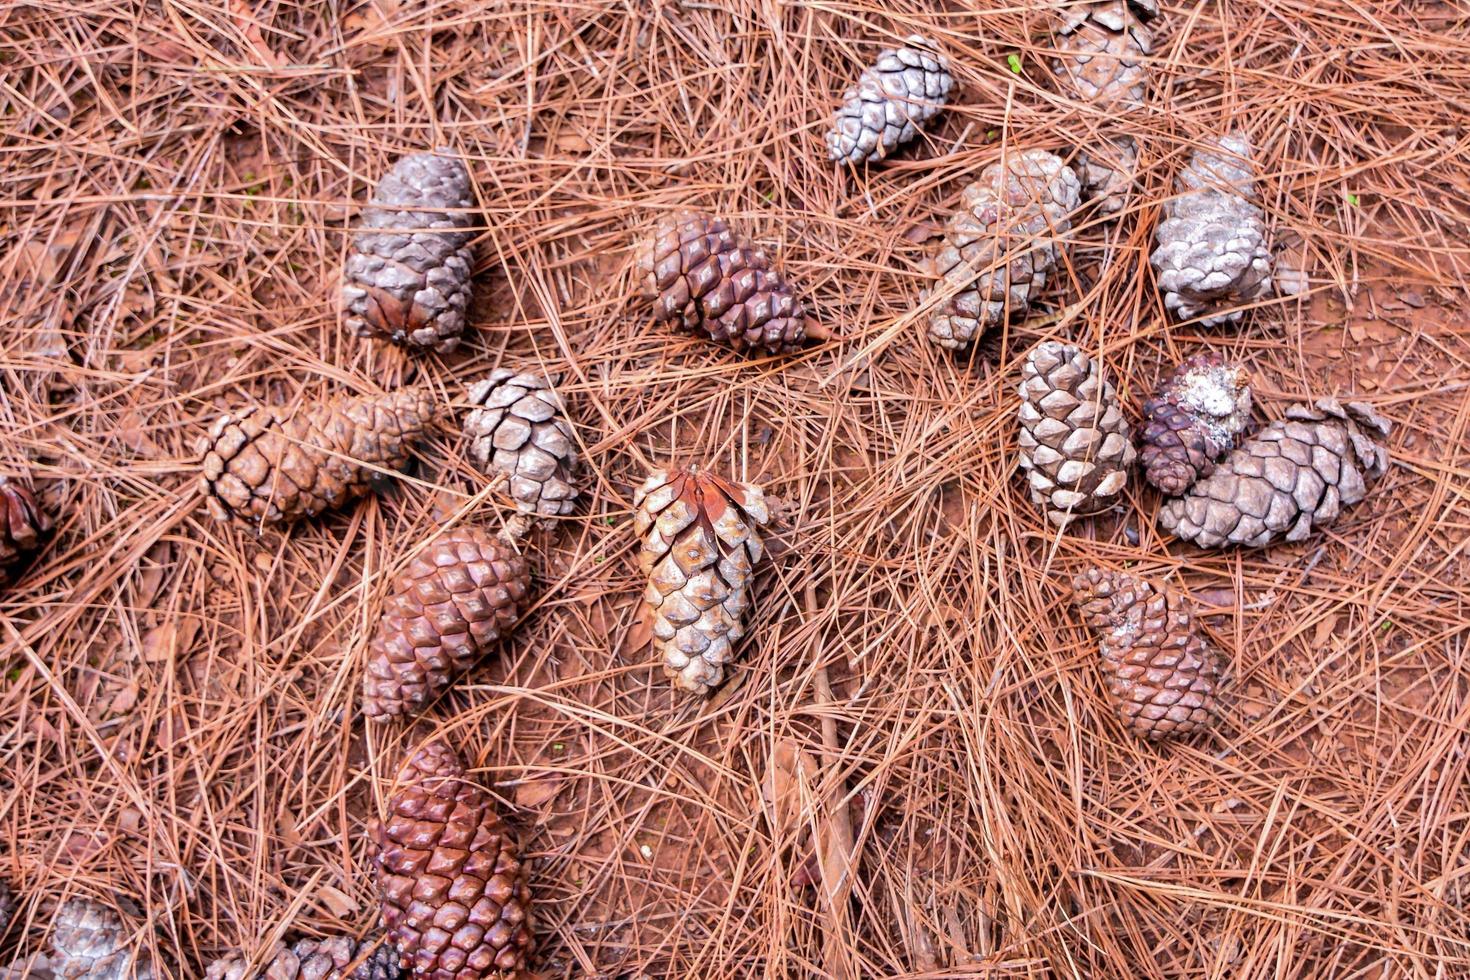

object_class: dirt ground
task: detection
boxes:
[2,1,1469,977]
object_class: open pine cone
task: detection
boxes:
[0,477,51,582]
[1141,354,1252,495]
[1072,567,1224,739]
[1051,0,1158,110]
[375,740,533,979]
[1076,135,1140,217]
[44,898,157,980]
[205,936,400,980]
[634,466,769,694]
[362,525,532,722]
[1158,398,1390,548]
[1017,342,1135,527]
[342,150,476,354]
[464,369,579,529]
[200,389,438,527]
[826,35,954,165]
[924,150,1081,349]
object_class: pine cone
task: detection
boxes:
[1017,341,1135,527]
[0,880,13,935]
[1158,398,1390,548]
[464,370,579,526]
[1076,135,1139,217]
[634,212,823,355]
[362,526,532,722]
[1051,0,1158,110]
[924,150,1081,350]
[634,466,769,694]
[1141,354,1252,495]
[200,389,438,526]
[342,150,476,354]
[0,478,52,581]
[46,898,156,980]
[1151,135,1274,326]
[826,36,954,165]
[205,935,401,980]
[1071,567,1223,739]
[375,740,533,979]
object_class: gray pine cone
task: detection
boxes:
[205,935,400,980]
[1076,135,1139,217]
[1017,341,1135,527]
[924,150,1081,349]
[1051,0,1158,110]
[1151,135,1273,326]
[45,898,156,980]
[342,150,476,354]
[0,880,13,936]
[826,36,954,165]
[464,369,579,527]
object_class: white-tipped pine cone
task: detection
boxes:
[1076,135,1139,217]
[1158,398,1390,548]
[924,150,1081,349]
[205,935,400,979]
[1141,354,1252,495]
[1017,341,1135,527]
[44,898,157,980]
[464,369,579,524]
[1051,0,1157,110]
[1151,135,1274,326]
[634,466,769,694]
[342,150,476,354]
[826,36,954,165]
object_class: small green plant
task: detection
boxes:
[1007,53,1023,74]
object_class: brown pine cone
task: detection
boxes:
[1051,0,1158,111]
[634,212,824,355]
[1158,398,1390,548]
[923,150,1081,349]
[46,898,157,980]
[205,935,400,980]
[0,478,52,581]
[200,389,438,527]
[375,740,532,979]
[1071,567,1223,739]
[1141,354,1252,495]
[634,466,769,694]
[826,36,954,165]
[362,526,532,722]
[463,370,579,528]
[342,150,476,354]
[1076,135,1139,217]
[1017,341,1135,528]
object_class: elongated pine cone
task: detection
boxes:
[1151,135,1273,326]
[200,389,438,526]
[464,370,579,523]
[1051,0,1158,110]
[826,36,954,165]
[376,740,532,979]
[0,478,50,581]
[1017,342,1135,527]
[924,150,1081,350]
[342,150,476,354]
[206,936,401,980]
[635,212,820,355]
[634,466,769,694]
[45,898,156,980]
[1158,398,1390,548]
[1141,354,1252,495]
[1076,135,1139,217]
[1071,568,1223,739]
[362,526,531,722]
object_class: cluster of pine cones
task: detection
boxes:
[0,11,1399,979]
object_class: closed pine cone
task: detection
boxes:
[1151,134,1273,326]
[375,740,532,979]
[205,936,400,980]
[200,389,438,526]
[45,898,157,980]
[826,36,954,165]
[362,525,532,722]
[1158,398,1390,548]
[1141,354,1252,495]
[464,370,579,526]
[1017,341,1135,527]
[634,466,769,694]
[0,477,51,581]
[1076,135,1139,217]
[1071,567,1223,739]
[924,150,1081,350]
[635,212,823,355]
[1051,0,1158,110]
[342,150,476,353]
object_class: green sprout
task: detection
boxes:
[1007,54,1023,74]
[1347,192,1360,206]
